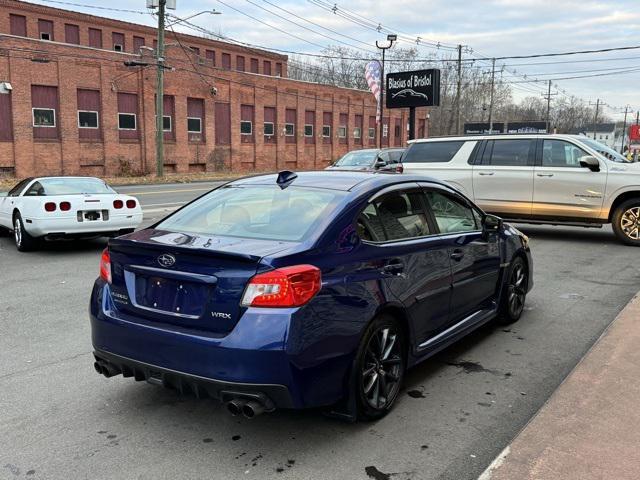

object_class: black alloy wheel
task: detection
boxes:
[355,315,405,420]
[498,256,527,324]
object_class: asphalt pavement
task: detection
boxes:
[1,182,639,480]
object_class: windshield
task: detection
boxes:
[334,150,378,167]
[26,178,115,196]
[156,185,346,242]
[579,138,631,163]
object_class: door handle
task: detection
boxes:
[536,173,554,177]
[478,172,495,176]
[450,249,465,261]
[381,260,404,275]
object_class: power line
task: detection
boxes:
[33,0,150,14]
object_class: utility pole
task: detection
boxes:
[542,80,557,133]
[589,99,601,140]
[621,105,631,154]
[376,34,396,149]
[455,44,462,135]
[487,58,496,134]
[154,0,166,177]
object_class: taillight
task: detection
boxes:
[60,201,71,211]
[241,265,321,307]
[99,248,111,284]
[126,199,136,209]
[113,200,123,209]
[44,202,56,212]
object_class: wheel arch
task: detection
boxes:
[608,191,640,222]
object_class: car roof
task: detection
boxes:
[407,133,589,144]
[32,176,104,181]
[232,170,445,192]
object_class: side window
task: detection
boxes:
[542,140,589,167]
[484,139,534,166]
[357,203,385,242]
[426,191,478,234]
[373,191,431,241]
[24,181,45,196]
[388,150,403,163]
[401,141,465,163]
[377,152,389,163]
[8,179,31,197]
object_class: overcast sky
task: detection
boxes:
[30,0,640,120]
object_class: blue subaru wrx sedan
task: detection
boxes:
[90,171,532,421]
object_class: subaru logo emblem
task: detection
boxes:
[157,253,176,268]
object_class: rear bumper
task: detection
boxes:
[93,349,293,408]
[25,212,143,237]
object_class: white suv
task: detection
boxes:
[401,134,640,245]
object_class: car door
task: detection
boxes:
[0,178,31,228]
[532,138,607,220]
[423,187,501,324]
[357,186,452,346]
[472,138,536,218]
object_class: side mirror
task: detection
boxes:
[579,155,600,172]
[374,158,387,169]
[483,214,503,232]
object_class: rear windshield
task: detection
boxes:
[402,141,465,163]
[25,178,114,196]
[334,150,377,167]
[156,185,346,242]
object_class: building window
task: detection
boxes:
[275,62,282,77]
[304,125,314,137]
[338,126,347,138]
[368,127,375,139]
[322,125,331,137]
[206,49,216,66]
[285,123,295,136]
[222,53,231,69]
[112,32,125,52]
[250,58,259,73]
[162,116,171,132]
[65,24,80,44]
[240,120,252,135]
[236,55,245,72]
[187,117,201,133]
[383,124,389,137]
[38,19,54,41]
[88,28,102,48]
[78,111,99,129]
[40,32,51,41]
[114,44,123,52]
[118,113,136,130]
[264,122,274,136]
[32,108,55,127]
[263,60,272,76]
[0,94,13,142]
[354,127,362,139]
[10,14,27,37]
[133,36,145,52]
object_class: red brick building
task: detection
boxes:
[0,0,426,178]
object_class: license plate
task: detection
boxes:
[134,275,207,317]
[84,211,100,221]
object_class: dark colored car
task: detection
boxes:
[326,148,405,172]
[90,171,533,421]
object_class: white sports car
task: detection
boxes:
[0,176,143,251]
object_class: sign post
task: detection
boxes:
[386,69,440,141]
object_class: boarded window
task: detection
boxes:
[162,95,175,141]
[263,60,272,76]
[190,46,200,56]
[187,97,205,142]
[339,113,348,144]
[88,28,102,48]
[285,108,296,144]
[222,53,231,69]
[215,102,231,145]
[112,32,125,52]
[322,112,332,144]
[304,110,315,144]
[0,94,13,142]
[354,114,363,144]
[275,62,282,77]
[9,14,27,37]
[250,58,259,73]
[240,104,254,143]
[236,56,245,72]
[206,49,216,66]
[65,24,79,44]
[418,118,425,138]
[394,118,402,146]
[117,92,138,140]
[264,106,276,144]
[31,85,59,140]
[77,89,101,141]
[368,116,377,145]
[133,36,145,52]
[38,19,54,41]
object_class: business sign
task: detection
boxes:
[630,124,640,142]
[506,121,548,134]
[464,122,505,135]
[386,69,440,108]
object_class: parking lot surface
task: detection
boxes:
[1,182,639,480]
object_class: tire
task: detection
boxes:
[497,256,528,325]
[612,199,640,246]
[13,212,39,252]
[354,314,406,421]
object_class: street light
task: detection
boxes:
[376,33,396,149]
[165,9,221,28]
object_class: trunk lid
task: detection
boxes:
[108,229,295,335]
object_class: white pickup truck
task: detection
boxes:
[400,134,640,245]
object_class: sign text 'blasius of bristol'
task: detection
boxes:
[386,69,441,109]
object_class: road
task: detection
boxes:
[1,182,639,480]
